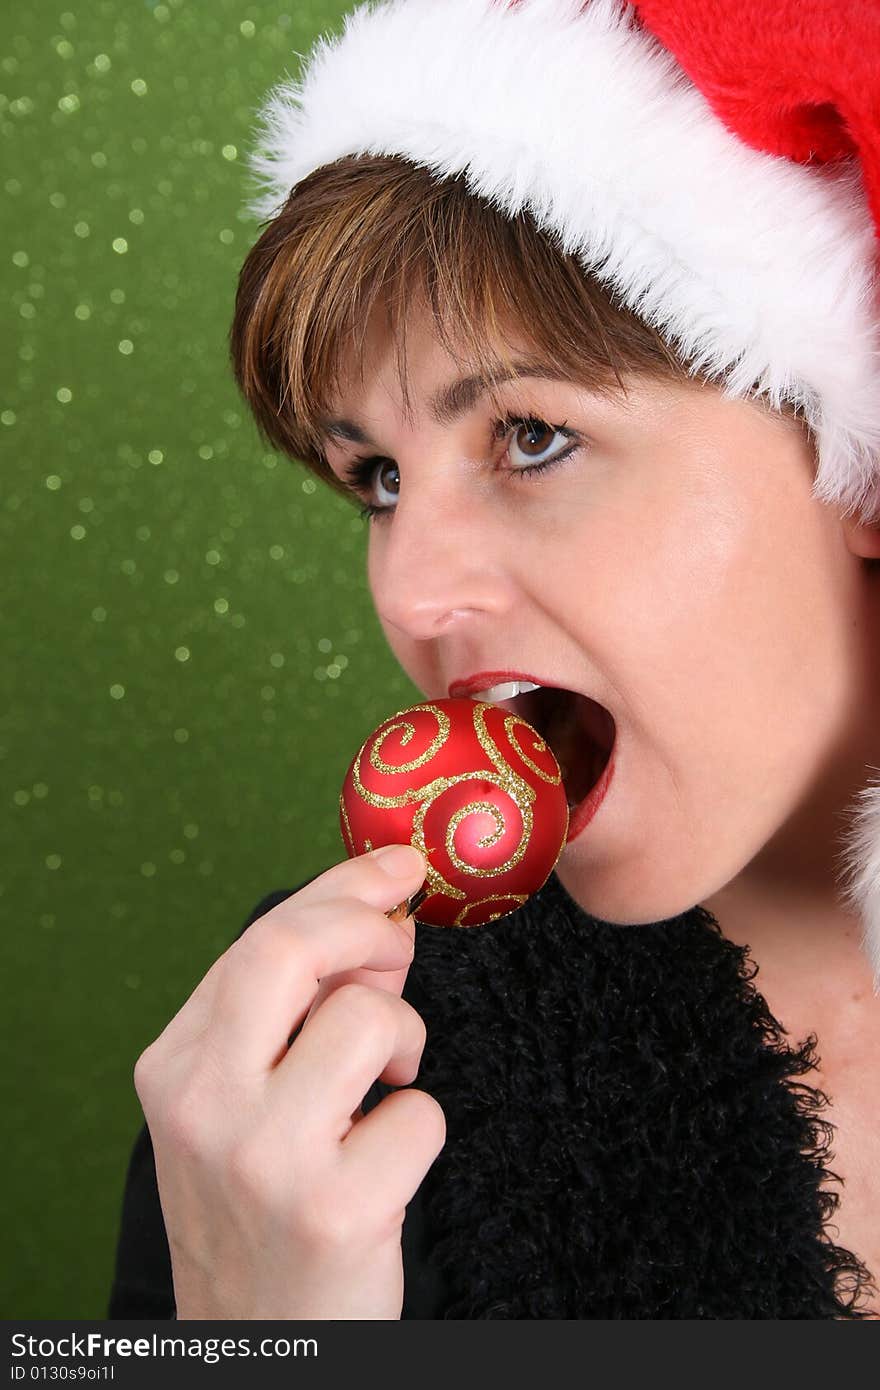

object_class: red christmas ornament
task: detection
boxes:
[339,697,569,927]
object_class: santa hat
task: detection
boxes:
[241,0,880,989]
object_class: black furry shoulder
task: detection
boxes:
[398,870,876,1319]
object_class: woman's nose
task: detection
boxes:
[368,482,515,640]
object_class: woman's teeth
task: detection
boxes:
[470,679,542,702]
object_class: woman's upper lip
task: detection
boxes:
[447,671,551,698]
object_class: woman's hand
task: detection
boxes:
[133,844,446,1320]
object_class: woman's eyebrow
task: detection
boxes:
[319,357,575,446]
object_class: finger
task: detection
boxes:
[301,959,412,1030]
[202,847,426,1074]
[273,983,429,1144]
[298,909,417,1033]
[340,1087,447,1217]
[145,847,422,1064]
[146,858,418,1058]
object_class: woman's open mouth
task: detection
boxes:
[476,682,616,843]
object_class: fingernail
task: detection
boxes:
[372,844,425,878]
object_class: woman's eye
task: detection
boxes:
[506,417,570,467]
[342,412,579,520]
[339,457,399,518]
[370,459,400,508]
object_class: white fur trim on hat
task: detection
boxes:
[837,776,880,995]
[243,0,880,524]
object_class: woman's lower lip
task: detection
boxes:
[565,744,615,843]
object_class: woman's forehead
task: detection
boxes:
[324,305,645,425]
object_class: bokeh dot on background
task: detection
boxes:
[0,0,422,1318]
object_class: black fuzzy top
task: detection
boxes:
[108,870,876,1320]
[389,870,875,1318]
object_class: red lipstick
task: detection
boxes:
[448,671,545,698]
[565,744,614,842]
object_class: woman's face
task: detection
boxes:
[321,304,880,924]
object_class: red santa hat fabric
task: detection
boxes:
[632,0,880,240]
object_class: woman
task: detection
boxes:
[110,0,880,1317]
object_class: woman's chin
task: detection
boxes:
[554,857,703,927]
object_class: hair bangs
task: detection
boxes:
[230,155,715,497]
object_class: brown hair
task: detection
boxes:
[228,152,807,499]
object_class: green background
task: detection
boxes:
[1,0,418,1318]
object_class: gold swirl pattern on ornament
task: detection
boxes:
[370,704,450,774]
[473,701,534,791]
[408,780,466,904]
[410,767,534,884]
[447,800,505,852]
[339,792,356,856]
[405,824,461,904]
[444,792,531,877]
[473,704,541,806]
[452,892,529,927]
[503,712,563,785]
[352,704,452,808]
[470,701,561,789]
[345,701,556,901]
